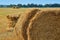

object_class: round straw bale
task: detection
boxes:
[27,10,60,40]
[15,9,40,40]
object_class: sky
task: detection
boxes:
[0,0,60,5]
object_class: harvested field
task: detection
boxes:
[0,8,60,40]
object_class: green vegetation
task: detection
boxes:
[0,3,60,8]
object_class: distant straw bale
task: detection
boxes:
[6,14,20,31]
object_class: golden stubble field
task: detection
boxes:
[0,8,60,40]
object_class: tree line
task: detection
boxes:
[0,3,60,8]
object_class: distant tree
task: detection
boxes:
[44,4,60,7]
[34,4,38,7]
[27,4,31,7]
[17,4,22,7]
[30,3,34,7]
[38,4,43,7]
[44,4,51,7]
[27,3,38,7]
[51,4,60,7]
[23,4,27,7]
[0,5,4,7]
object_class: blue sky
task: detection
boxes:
[0,0,60,5]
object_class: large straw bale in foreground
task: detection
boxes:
[15,9,60,40]
[27,10,60,40]
[14,9,40,40]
